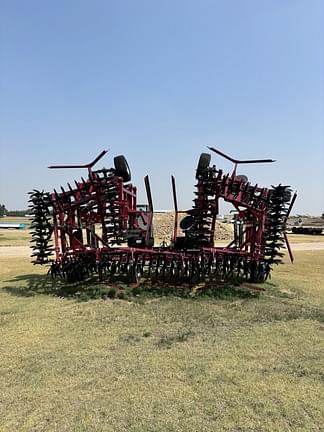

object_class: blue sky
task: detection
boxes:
[1,0,323,214]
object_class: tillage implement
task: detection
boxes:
[29,148,296,285]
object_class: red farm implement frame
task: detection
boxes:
[29,148,296,284]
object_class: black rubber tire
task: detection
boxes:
[180,215,194,230]
[114,155,131,182]
[283,190,292,202]
[196,153,211,179]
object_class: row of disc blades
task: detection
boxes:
[29,189,54,264]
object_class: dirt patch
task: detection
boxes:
[153,212,233,245]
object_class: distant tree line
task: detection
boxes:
[6,210,30,217]
[0,204,30,217]
[0,204,7,217]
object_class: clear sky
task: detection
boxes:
[1,0,323,215]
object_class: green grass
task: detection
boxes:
[0,216,30,224]
[0,252,323,431]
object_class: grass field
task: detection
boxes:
[287,234,324,244]
[0,229,30,246]
[0,217,30,246]
[0,216,30,224]
[0,246,324,431]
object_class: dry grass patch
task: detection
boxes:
[0,229,30,247]
[0,251,323,431]
[288,233,324,244]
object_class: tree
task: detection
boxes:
[0,204,8,217]
[6,210,29,217]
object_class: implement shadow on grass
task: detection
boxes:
[1,273,105,301]
[1,273,262,302]
[134,281,261,301]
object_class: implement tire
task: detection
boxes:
[114,155,131,182]
[196,153,211,179]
